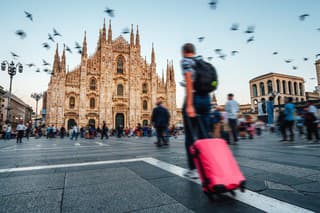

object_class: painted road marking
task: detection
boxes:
[291,144,320,149]
[0,157,314,213]
[74,143,81,146]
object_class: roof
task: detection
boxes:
[249,72,304,83]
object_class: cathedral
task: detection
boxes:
[46,20,178,129]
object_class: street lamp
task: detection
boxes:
[31,92,43,128]
[1,60,23,123]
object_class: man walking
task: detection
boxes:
[181,43,216,178]
[5,123,11,141]
[70,125,78,140]
[282,97,295,142]
[16,121,26,144]
[151,100,170,147]
[225,93,240,144]
[101,121,109,140]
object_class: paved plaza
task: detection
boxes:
[0,133,319,212]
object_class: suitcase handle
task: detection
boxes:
[185,115,209,141]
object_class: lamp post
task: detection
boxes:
[1,60,23,123]
[31,93,43,128]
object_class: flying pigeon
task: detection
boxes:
[303,57,309,61]
[316,53,320,58]
[53,28,62,36]
[104,7,114,17]
[285,59,293,63]
[230,23,239,31]
[207,57,213,61]
[310,77,315,80]
[75,42,82,49]
[15,30,27,39]
[214,49,222,54]
[231,50,239,56]
[244,26,255,34]
[122,28,130,34]
[11,52,19,58]
[273,52,278,55]
[197,37,205,42]
[35,68,40,72]
[42,59,50,66]
[48,33,55,42]
[247,36,254,43]
[24,11,33,21]
[208,0,218,9]
[26,63,35,67]
[66,45,72,53]
[292,66,298,70]
[299,14,309,21]
[42,42,50,50]
[78,49,83,55]
[219,55,226,60]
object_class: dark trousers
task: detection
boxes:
[283,120,294,141]
[156,127,167,144]
[183,94,211,170]
[16,131,24,143]
[307,124,319,141]
[228,119,238,142]
[101,131,109,139]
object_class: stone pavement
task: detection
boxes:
[0,132,319,212]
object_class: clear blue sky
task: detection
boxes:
[0,0,319,111]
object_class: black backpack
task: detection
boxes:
[193,59,218,94]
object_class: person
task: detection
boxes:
[60,126,66,139]
[295,113,304,137]
[151,100,171,147]
[70,125,78,140]
[181,43,213,178]
[282,97,295,142]
[46,126,51,139]
[255,119,264,136]
[16,121,26,144]
[211,106,223,138]
[101,121,109,140]
[52,125,57,138]
[225,93,240,144]
[305,110,319,143]
[5,123,11,140]
[25,123,31,140]
[257,98,268,124]
[307,101,319,120]
[277,110,286,140]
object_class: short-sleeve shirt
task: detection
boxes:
[180,56,202,80]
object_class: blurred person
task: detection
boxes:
[225,93,239,144]
[101,121,109,140]
[283,97,295,142]
[151,100,170,147]
[16,121,27,144]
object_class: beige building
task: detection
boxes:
[46,20,178,129]
[249,73,305,108]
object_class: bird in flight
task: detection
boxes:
[285,59,293,63]
[104,7,114,17]
[66,45,72,53]
[26,63,35,67]
[122,28,130,34]
[42,42,50,50]
[219,55,226,60]
[48,34,55,42]
[310,77,315,80]
[78,49,83,55]
[24,11,33,21]
[273,52,278,55]
[316,53,320,58]
[15,30,27,39]
[43,68,51,72]
[317,28,320,31]
[35,68,40,73]
[208,0,218,9]
[299,14,309,21]
[207,57,213,61]
[244,26,255,34]
[214,49,222,54]
[197,37,205,42]
[303,57,308,61]
[247,36,254,43]
[42,59,50,66]
[231,51,239,56]
[53,28,62,37]
[75,42,82,49]
[292,66,298,70]
[230,23,239,31]
[11,52,19,58]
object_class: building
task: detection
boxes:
[1,92,33,127]
[249,73,305,108]
[42,91,47,122]
[316,59,320,89]
[46,20,178,129]
[0,86,6,124]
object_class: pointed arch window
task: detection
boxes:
[117,56,124,74]
[143,100,148,110]
[90,78,96,90]
[90,98,95,109]
[69,97,75,109]
[142,83,148,94]
[117,84,124,96]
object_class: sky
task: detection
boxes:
[0,0,319,112]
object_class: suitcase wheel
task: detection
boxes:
[230,190,236,197]
[204,192,214,201]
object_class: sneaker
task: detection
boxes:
[183,170,198,179]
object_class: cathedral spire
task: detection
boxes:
[135,25,140,49]
[162,69,164,85]
[82,31,87,58]
[151,43,155,65]
[102,18,107,41]
[108,20,112,44]
[130,24,134,47]
[53,43,60,73]
[61,44,66,73]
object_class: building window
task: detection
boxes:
[252,84,258,97]
[282,80,287,94]
[276,79,280,93]
[294,82,298,95]
[299,83,303,96]
[117,56,124,74]
[143,100,148,110]
[142,83,148,94]
[69,97,75,109]
[90,78,96,90]
[288,81,292,95]
[267,80,273,94]
[117,84,124,96]
[259,82,265,96]
[90,98,95,109]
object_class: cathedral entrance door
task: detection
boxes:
[115,113,124,128]
[67,119,76,130]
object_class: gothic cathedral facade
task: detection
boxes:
[46,20,177,129]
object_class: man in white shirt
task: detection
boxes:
[225,93,239,144]
[308,101,319,120]
[5,123,11,140]
[16,121,26,143]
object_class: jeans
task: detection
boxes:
[228,119,239,142]
[16,131,24,143]
[307,124,319,141]
[183,94,211,170]
[5,132,11,140]
[156,127,168,145]
[283,120,294,141]
[101,131,109,139]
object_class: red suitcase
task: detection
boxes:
[190,138,246,198]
